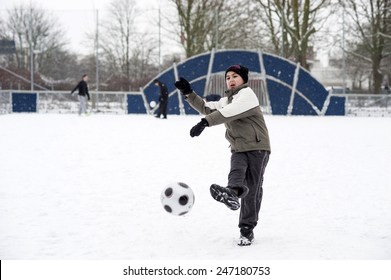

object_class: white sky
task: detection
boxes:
[1,0,170,12]
[2,0,111,11]
[1,0,182,57]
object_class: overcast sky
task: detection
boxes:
[1,0,182,56]
[2,0,133,11]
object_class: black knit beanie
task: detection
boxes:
[225,64,249,83]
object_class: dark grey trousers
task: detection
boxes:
[227,150,270,233]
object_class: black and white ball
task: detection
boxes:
[160,182,195,216]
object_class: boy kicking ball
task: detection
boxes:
[175,65,271,246]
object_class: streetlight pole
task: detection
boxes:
[96,9,99,104]
[342,2,346,94]
[281,1,285,57]
[158,1,161,73]
[30,7,34,91]
[215,7,219,50]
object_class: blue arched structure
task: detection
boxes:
[141,49,345,116]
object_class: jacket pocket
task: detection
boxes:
[251,123,261,142]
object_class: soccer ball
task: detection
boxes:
[150,101,157,108]
[160,182,195,216]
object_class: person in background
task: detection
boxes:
[71,74,90,115]
[174,65,271,246]
[154,79,169,119]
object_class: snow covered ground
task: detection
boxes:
[0,114,390,260]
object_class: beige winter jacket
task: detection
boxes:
[186,84,271,153]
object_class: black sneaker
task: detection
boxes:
[237,232,254,246]
[210,184,240,210]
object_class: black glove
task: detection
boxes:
[174,77,193,95]
[190,118,208,137]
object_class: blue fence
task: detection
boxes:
[12,92,37,112]
[6,50,343,115]
[127,94,146,114]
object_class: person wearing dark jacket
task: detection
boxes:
[154,79,169,119]
[175,65,271,246]
[71,74,90,115]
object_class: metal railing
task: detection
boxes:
[0,90,132,114]
[1,90,390,117]
[333,93,391,117]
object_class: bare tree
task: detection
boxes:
[255,0,289,56]
[99,0,158,90]
[170,0,221,57]
[215,1,267,51]
[344,0,391,94]
[256,0,330,69]
[5,3,66,76]
[0,16,6,40]
[170,0,263,58]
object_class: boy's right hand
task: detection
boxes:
[174,77,192,95]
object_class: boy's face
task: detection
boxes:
[225,71,244,89]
